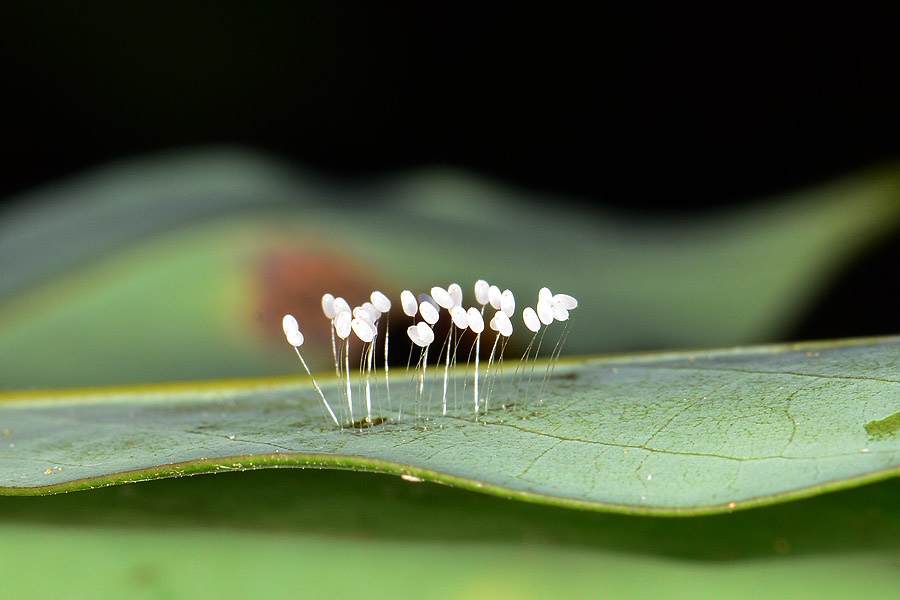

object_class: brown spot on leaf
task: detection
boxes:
[255,245,388,362]
[254,245,524,367]
[351,416,388,429]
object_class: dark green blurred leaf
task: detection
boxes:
[2,463,900,598]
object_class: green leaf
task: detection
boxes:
[3,336,899,515]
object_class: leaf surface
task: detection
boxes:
[2,337,899,514]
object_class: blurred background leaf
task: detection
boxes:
[1,149,899,388]
[3,470,900,599]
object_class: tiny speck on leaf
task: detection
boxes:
[865,410,900,441]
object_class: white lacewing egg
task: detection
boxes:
[417,321,435,345]
[419,301,440,325]
[537,299,554,326]
[282,315,304,346]
[500,289,515,317]
[400,290,418,317]
[407,324,421,346]
[285,329,304,347]
[406,324,422,347]
[333,296,351,316]
[552,293,578,310]
[551,304,570,322]
[417,293,438,306]
[451,305,469,329]
[474,279,490,306]
[488,285,502,310]
[334,311,352,339]
[321,294,336,319]
[522,306,541,333]
[353,306,376,325]
[282,314,299,335]
[431,286,454,309]
[490,310,513,337]
[351,317,376,343]
[407,323,433,347]
[362,301,379,321]
[448,283,463,307]
[466,307,485,334]
[370,290,391,313]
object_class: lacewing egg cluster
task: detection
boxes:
[282,280,578,429]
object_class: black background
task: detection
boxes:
[2,3,899,337]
